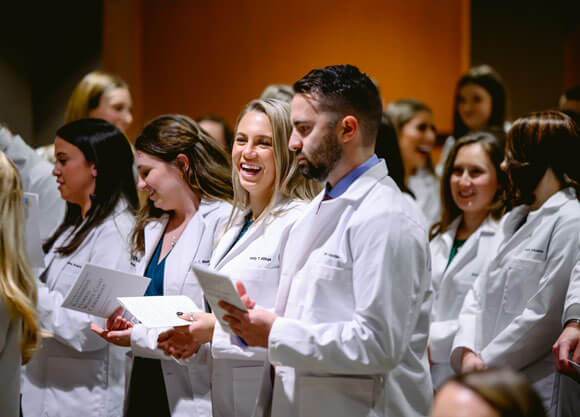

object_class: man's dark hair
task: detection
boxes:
[293,65,382,145]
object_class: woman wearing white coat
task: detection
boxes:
[429,131,508,389]
[92,114,233,417]
[21,119,138,417]
[157,99,319,417]
[451,111,580,417]
[0,152,40,417]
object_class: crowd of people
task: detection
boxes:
[1,63,579,417]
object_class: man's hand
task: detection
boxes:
[220,302,277,348]
[460,348,487,373]
[553,321,580,382]
[157,312,216,359]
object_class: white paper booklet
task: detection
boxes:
[118,295,201,328]
[192,265,248,334]
[23,192,45,268]
[61,263,151,318]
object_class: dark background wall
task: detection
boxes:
[0,1,577,147]
[0,1,102,146]
[471,0,579,121]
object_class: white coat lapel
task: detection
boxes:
[137,216,168,276]
[164,211,206,295]
[217,216,266,271]
[211,212,247,270]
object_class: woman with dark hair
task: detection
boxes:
[21,118,138,417]
[92,114,233,417]
[374,112,415,197]
[431,368,547,417]
[437,65,507,177]
[429,131,507,389]
[451,111,580,416]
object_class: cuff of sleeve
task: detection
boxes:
[563,304,580,325]
[268,317,292,366]
[130,325,166,359]
[430,320,459,363]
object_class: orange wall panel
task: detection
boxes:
[106,0,469,134]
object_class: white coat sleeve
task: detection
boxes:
[131,324,173,359]
[268,213,431,374]
[563,260,580,323]
[37,219,132,352]
[131,323,212,365]
[449,280,484,373]
[480,218,580,371]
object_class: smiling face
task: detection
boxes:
[398,110,436,175]
[135,151,186,211]
[232,111,276,202]
[88,87,133,133]
[52,137,96,208]
[450,143,499,217]
[288,93,342,182]
[457,84,493,131]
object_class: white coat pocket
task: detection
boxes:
[503,258,543,315]
[297,375,374,417]
[304,263,353,322]
[232,366,264,417]
[44,357,105,417]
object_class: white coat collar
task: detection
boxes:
[502,187,576,237]
[211,197,295,269]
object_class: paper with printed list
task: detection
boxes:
[61,263,151,318]
[192,265,248,334]
[23,192,45,268]
[117,295,202,328]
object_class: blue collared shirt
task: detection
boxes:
[325,154,380,199]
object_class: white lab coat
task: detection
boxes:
[451,188,580,417]
[429,215,500,389]
[0,127,65,240]
[258,161,433,417]
[563,260,580,323]
[210,198,308,417]
[0,296,22,417]
[127,200,230,417]
[21,200,135,417]
[408,168,441,229]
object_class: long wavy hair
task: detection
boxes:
[503,111,580,206]
[227,99,320,229]
[430,131,508,239]
[43,119,138,255]
[0,152,40,364]
[131,114,234,254]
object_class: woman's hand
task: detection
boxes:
[90,306,133,347]
[461,348,487,373]
[157,312,216,359]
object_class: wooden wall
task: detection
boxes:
[103,0,470,140]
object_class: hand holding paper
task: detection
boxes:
[118,295,201,328]
[61,264,151,318]
[192,266,248,334]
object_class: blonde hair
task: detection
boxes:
[0,152,40,364]
[65,71,128,124]
[228,99,320,228]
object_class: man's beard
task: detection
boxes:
[298,131,342,182]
